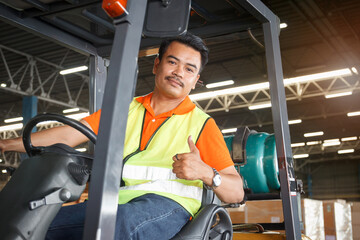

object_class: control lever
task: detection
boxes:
[29,188,71,210]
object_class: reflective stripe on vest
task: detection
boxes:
[120,180,203,201]
[119,99,210,215]
[122,165,178,180]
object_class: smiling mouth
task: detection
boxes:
[166,76,184,88]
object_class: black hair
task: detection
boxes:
[158,32,209,73]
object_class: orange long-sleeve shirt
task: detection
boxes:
[83,93,233,171]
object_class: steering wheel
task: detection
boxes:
[22,113,97,157]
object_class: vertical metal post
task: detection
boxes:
[263,20,302,240]
[89,55,107,113]
[358,164,360,187]
[21,95,38,160]
[22,96,38,132]
[83,1,148,239]
[307,173,312,198]
[237,0,301,239]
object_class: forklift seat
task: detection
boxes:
[171,189,233,240]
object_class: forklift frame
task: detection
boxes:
[0,0,301,239]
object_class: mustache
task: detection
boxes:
[166,76,184,87]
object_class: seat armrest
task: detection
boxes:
[171,204,232,240]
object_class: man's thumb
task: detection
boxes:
[188,135,198,153]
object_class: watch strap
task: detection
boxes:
[204,168,220,190]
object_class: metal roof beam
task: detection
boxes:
[0,3,97,56]
[22,0,99,18]
[24,0,50,12]
[191,0,222,22]
[44,16,112,46]
[0,44,89,111]
[81,9,115,32]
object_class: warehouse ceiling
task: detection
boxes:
[0,0,360,197]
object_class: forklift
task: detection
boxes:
[0,0,302,239]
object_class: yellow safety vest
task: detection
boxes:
[119,99,210,215]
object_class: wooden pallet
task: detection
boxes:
[233,232,286,240]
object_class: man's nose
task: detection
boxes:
[172,65,184,78]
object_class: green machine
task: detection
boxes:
[224,127,280,194]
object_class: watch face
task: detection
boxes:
[213,174,221,187]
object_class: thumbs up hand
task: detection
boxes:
[186,135,199,155]
[172,136,213,181]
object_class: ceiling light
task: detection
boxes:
[280,23,288,29]
[304,131,324,137]
[76,148,87,152]
[0,159,2,163]
[206,80,234,89]
[288,119,302,125]
[323,138,340,143]
[306,141,321,146]
[2,169,7,174]
[60,66,88,75]
[322,141,341,147]
[248,102,272,110]
[352,67,358,74]
[0,123,23,132]
[291,142,305,147]
[338,149,355,154]
[0,83,6,87]
[221,128,237,134]
[190,82,269,101]
[283,68,352,85]
[189,92,216,101]
[293,154,309,159]
[4,117,23,123]
[341,136,358,141]
[36,121,59,127]
[325,91,352,99]
[63,108,80,114]
[347,111,360,117]
[65,112,89,120]
[189,68,353,101]
[35,113,89,127]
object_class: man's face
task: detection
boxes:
[153,41,201,100]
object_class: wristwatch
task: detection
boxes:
[205,168,222,190]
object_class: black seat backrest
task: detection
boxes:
[201,187,220,208]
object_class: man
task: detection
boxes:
[0,33,244,239]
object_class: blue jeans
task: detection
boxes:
[46,194,190,240]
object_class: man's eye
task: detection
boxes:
[186,68,194,73]
[169,60,175,65]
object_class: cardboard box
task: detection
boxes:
[350,202,360,240]
[227,205,246,224]
[245,200,283,223]
[228,198,325,240]
[352,211,360,225]
[323,200,353,240]
[227,200,283,224]
[351,202,360,212]
[302,198,325,240]
[350,202,360,225]
[353,226,360,240]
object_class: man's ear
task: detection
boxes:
[192,75,201,89]
[152,57,160,75]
